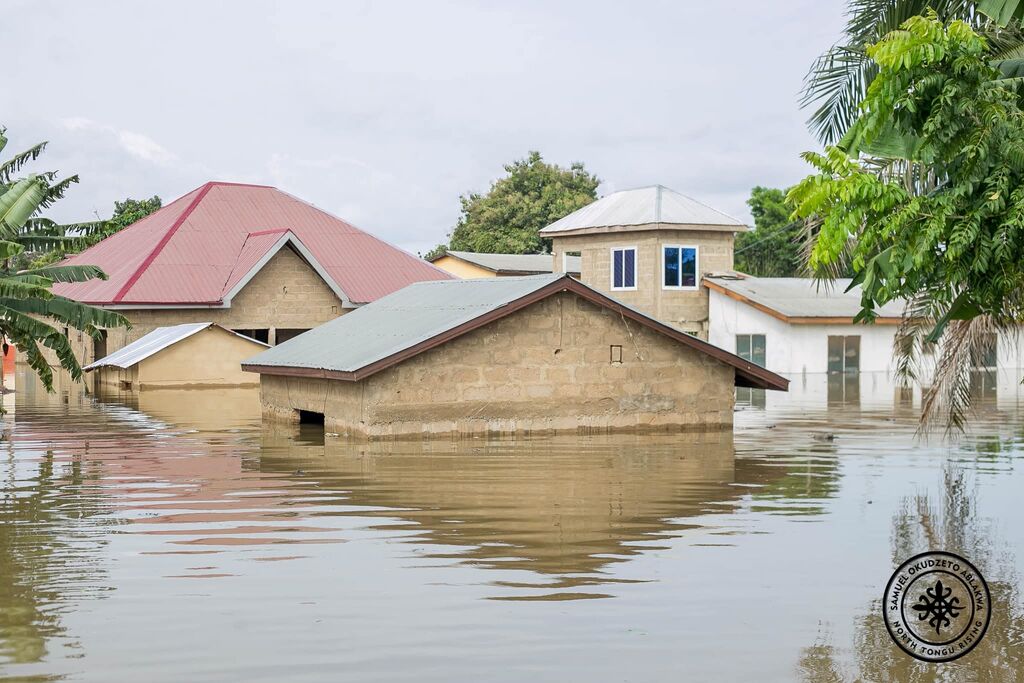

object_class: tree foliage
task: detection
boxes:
[443,151,599,255]
[0,127,130,390]
[734,187,805,277]
[30,195,162,268]
[791,14,1024,430]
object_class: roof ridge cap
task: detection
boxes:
[113,182,216,302]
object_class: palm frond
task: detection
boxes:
[6,329,53,390]
[979,0,1024,23]
[0,276,54,300]
[802,0,979,145]
[0,305,82,381]
[0,176,46,234]
[17,264,108,283]
[15,234,89,252]
[0,141,48,185]
[2,295,130,331]
[38,175,79,210]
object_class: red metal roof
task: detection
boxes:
[53,182,451,306]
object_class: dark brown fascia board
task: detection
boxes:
[702,279,903,326]
[245,275,790,391]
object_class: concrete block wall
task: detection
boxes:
[258,291,736,438]
[44,246,347,369]
[551,228,735,338]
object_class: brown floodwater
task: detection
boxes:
[1,369,1023,681]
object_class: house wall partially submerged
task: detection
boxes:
[550,228,735,338]
[93,326,267,390]
[258,291,736,438]
[51,247,346,369]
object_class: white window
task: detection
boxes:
[662,245,698,290]
[610,247,637,290]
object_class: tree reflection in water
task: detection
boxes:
[797,467,1024,681]
[0,445,112,666]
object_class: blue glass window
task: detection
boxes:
[612,247,636,289]
[664,246,697,288]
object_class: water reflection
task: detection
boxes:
[258,428,756,597]
[798,466,1024,681]
[0,445,110,666]
[1,369,1021,681]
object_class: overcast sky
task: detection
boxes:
[4,0,847,255]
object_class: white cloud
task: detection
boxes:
[11,0,848,253]
[117,131,177,165]
[59,118,177,166]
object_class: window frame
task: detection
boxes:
[609,246,638,291]
[736,333,766,368]
[661,244,699,291]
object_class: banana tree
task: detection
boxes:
[0,128,129,390]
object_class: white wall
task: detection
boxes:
[709,288,1024,414]
[708,289,900,375]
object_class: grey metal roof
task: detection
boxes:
[84,322,269,371]
[704,276,907,319]
[243,275,566,373]
[244,273,790,391]
[441,251,580,274]
[540,185,746,235]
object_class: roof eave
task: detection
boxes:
[541,221,749,237]
[245,275,789,392]
[703,279,905,325]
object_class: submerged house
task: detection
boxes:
[85,323,268,390]
[542,185,747,338]
[704,276,907,376]
[242,274,788,438]
[705,274,1024,374]
[51,181,449,367]
[430,250,581,278]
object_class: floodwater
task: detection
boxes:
[1,370,1023,682]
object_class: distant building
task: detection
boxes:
[84,323,268,390]
[704,274,1024,375]
[541,185,747,338]
[243,274,787,438]
[50,181,450,368]
[430,250,581,278]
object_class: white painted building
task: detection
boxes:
[705,276,908,375]
[704,275,1024,410]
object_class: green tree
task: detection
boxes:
[0,127,129,389]
[444,151,599,255]
[734,187,805,277]
[29,195,162,269]
[790,14,1024,430]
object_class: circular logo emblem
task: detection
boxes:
[883,550,991,662]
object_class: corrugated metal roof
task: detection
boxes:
[540,185,746,236]
[54,182,451,306]
[704,276,907,319]
[440,251,580,274]
[242,273,790,391]
[83,322,269,371]
[244,275,564,373]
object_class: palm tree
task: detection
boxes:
[0,127,129,390]
[800,3,1024,432]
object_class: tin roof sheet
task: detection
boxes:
[540,185,746,235]
[439,251,580,274]
[83,322,268,371]
[242,273,789,391]
[54,182,450,306]
[704,276,907,319]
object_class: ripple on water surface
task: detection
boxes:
[1,370,1023,681]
